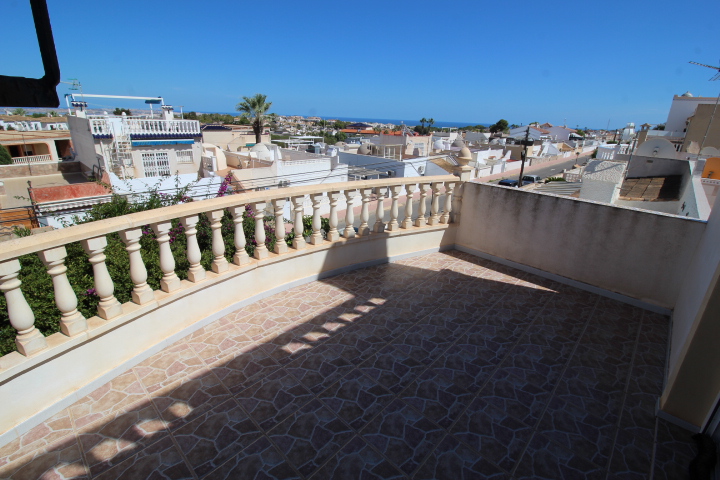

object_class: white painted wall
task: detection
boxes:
[666,95,719,133]
[456,183,706,309]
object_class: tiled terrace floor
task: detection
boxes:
[0,251,696,479]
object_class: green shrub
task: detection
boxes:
[545,177,566,183]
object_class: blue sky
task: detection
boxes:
[3,0,719,128]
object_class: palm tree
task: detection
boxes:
[236,94,273,144]
[419,117,427,130]
[427,118,435,134]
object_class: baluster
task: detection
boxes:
[229,206,251,265]
[415,183,430,227]
[273,198,288,254]
[291,195,306,249]
[327,191,341,241]
[119,229,155,304]
[180,215,206,282]
[81,236,123,319]
[0,259,48,356]
[358,188,373,236]
[440,182,456,224]
[403,184,416,228]
[343,190,357,238]
[252,202,269,259]
[206,210,229,273]
[38,246,87,336]
[309,193,324,245]
[373,186,387,233]
[387,185,403,231]
[428,183,443,226]
[151,222,182,292]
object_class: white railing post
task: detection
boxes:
[387,185,403,231]
[358,188,373,237]
[180,215,206,282]
[229,206,251,265]
[343,190,357,238]
[441,182,456,224]
[327,191,341,242]
[119,229,155,304]
[415,183,430,227]
[206,210,229,274]
[0,259,48,356]
[273,198,288,254]
[38,246,87,336]
[151,222,182,293]
[428,183,443,226]
[403,184,416,229]
[309,193,324,245]
[252,202,269,259]
[291,195,306,249]
[374,186,387,233]
[81,236,123,320]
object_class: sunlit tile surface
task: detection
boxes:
[0,251,695,479]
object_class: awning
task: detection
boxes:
[131,140,194,146]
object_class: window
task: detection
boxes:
[176,150,193,164]
[141,152,170,177]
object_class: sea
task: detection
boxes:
[304,116,491,129]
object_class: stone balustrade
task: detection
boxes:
[88,117,201,137]
[11,154,54,165]
[0,174,465,361]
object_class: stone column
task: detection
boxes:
[452,166,472,224]
[402,184,416,229]
[180,215,206,282]
[0,259,47,356]
[441,182,456,224]
[387,185,403,231]
[358,188,373,237]
[327,191,341,242]
[38,246,87,336]
[343,190,357,238]
[291,195,306,249]
[415,183,430,227]
[119,229,155,304]
[81,236,123,319]
[428,183,443,226]
[273,198,288,254]
[252,202,269,259]
[229,206,251,266]
[373,186,387,233]
[309,193,324,245]
[205,210,229,274]
[151,222,182,292]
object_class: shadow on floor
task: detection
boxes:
[0,251,696,479]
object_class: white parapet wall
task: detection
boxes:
[456,182,706,309]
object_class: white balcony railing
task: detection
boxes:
[88,117,201,137]
[89,118,112,136]
[11,154,53,165]
[125,119,201,136]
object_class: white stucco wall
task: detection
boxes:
[456,183,706,309]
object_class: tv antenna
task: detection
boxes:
[688,61,720,154]
[689,61,720,81]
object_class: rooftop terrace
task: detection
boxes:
[0,251,694,479]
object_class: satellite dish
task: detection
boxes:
[636,137,677,158]
[700,146,720,156]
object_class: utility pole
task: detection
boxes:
[517,126,531,187]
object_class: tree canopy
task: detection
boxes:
[0,145,12,165]
[489,119,509,133]
[236,94,273,144]
[113,108,132,116]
